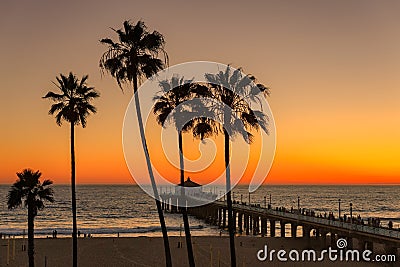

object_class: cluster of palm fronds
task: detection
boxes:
[151,65,270,267]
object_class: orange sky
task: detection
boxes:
[1,0,399,185]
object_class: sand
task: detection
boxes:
[0,236,390,266]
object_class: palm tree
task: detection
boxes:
[205,66,270,267]
[7,169,54,267]
[99,20,172,267]
[153,76,200,267]
[43,72,99,267]
[153,77,220,267]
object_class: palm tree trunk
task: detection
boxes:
[27,202,35,267]
[224,130,236,267]
[133,76,172,267]
[71,122,78,267]
[178,131,195,267]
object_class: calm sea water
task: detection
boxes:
[1,185,399,237]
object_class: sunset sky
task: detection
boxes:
[0,0,399,185]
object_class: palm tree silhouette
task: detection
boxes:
[153,76,201,267]
[7,169,54,267]
[43,72,99,267]
[205,66,270,267]
[99,20,172,267]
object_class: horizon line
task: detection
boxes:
[1,183,399,186]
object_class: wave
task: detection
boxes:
[378,217,400,221]
[374,207,399,212]
[0,225,205,236]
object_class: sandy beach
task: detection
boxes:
[0,236,386,267]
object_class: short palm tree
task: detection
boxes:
[205,66,270,267]
[7,169,54,267]
[43,72,99,267]
[99,20,172,267]
[153,76,199,267]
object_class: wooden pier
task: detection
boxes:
[160,193,400,255]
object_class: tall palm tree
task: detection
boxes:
[99,20,172,267]
[153,76,201,267]
[205,66,270,267]
[7,169,54,267]
[43,72,99,267]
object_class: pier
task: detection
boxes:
[160,193,400,256]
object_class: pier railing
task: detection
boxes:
[221,200,400,240]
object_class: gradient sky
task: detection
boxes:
[0,0,399,185]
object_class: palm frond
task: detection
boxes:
[191,120,215,140]
[55,111,63,126]
[139,57,164,78]
[48,102,65,115]
[42,91,65,100]
[7,187,23,210]
[41,179,53,187]
[229,68,241,86]
[139,30,165,52]
[257,83,270,96]
[253,110,269,134]
[38,187,54,202]
[99,38,115,46]
[158,80,171,92]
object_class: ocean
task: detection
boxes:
[1,185,399,238]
